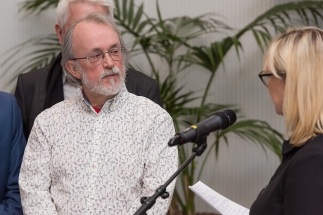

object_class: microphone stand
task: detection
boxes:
[134,137,208,215]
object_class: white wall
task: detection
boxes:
[0,0,315,213]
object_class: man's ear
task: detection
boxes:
[65,61,81,80]
[55,23,64,46]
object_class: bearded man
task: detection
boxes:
[19,13,178,215]
[15,0,163,140]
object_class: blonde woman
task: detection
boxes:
[250,27,323,215]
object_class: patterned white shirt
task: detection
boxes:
[19,88,178,215]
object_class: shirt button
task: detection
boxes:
[92,164,96,168]
[110,104,115,111]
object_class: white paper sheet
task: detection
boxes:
[189,181,250,215]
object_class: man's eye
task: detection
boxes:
[110,49,120,55]
[90,53,102,59]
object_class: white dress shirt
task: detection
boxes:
[19,88,178,215]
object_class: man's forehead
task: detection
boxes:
[72,21,120,52]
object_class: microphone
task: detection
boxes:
[168,109,236,146]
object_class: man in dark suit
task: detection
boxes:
[15,0,162,139]
[0,91,26,215]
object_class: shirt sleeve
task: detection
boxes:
[0,95,26,215]
[125,111,178,215]
[284,150,323,215]
[19,114,58,215]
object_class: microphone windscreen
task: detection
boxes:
[215,109,237,129]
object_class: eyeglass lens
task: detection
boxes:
[262,76,271,85]
[89,48,123,65]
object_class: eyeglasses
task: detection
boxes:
[258,71,286,86]
[70,47,126,66]
[258,71,273,86]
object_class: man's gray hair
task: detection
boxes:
[61,12,128,86]
[56,0,115,29]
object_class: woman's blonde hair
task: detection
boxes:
[264,26,323,146]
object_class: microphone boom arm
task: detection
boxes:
[133,138,208,215]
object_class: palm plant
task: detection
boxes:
[2,0,323,214]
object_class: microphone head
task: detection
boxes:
[215,109,237,129]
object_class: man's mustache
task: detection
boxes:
[98,67,121,81]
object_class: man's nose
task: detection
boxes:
[101,52,114,69]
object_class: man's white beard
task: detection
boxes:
[80,66,126,97]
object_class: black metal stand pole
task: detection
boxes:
[134,138,207,215]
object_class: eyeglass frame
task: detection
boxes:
[69,47,126,66]
[258,71,286,86]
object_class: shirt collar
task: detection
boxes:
[62,71,67,84]
[80,87,128,113]
[61,69,73,85]
[62,71,80,88]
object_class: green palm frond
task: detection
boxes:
[191,40,238,73]
[1,33,60,91]
[159,76,199,128]
[164,14,231,41]
[219,120,283,157]
[191,1,323,75]
[197,119,284,179]
[189,1,323,121]
[178,104,240,126]
[115,0,152,37]
[149,13,231,56]
[19,0,58,14]
[141,15,231,78]
[239,1,323,51]
[115,0,233,79]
